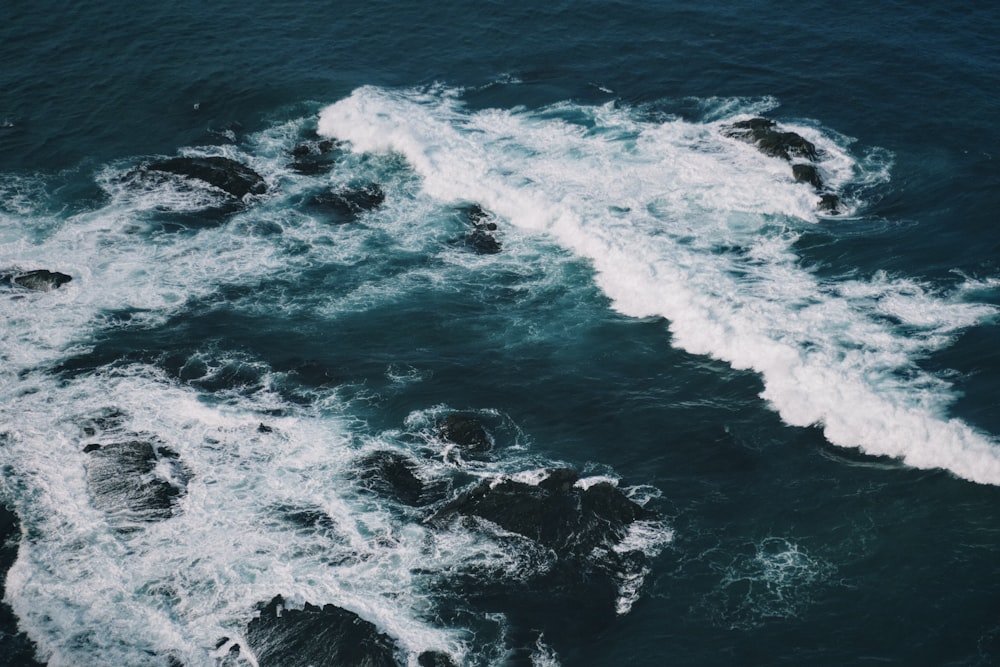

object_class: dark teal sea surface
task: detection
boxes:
[2,1,1000,665]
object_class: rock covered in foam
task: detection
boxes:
[723,117,842,213]
[145,155,268,199]
[430,468,655,559]
[288,135,339,175]
[357,450,427,506]
[80,421,191,528]
[0,269,72,291]
[424,467,664,646]
[305,183,385,222]
[83,440,187,525]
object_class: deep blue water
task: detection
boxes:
[2,1,1000,665]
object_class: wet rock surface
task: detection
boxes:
[0,269,72,291]
[145,156,267,199]
[358,450,427,506]
[83,439,190,526]
[0,506,44,666]
[436,412,493,456]
[305,183,385,222]
[288,137,338,175]
[456,204,501,254]
[430,467,654,559]
[722,117,818,161]
[244,595,399,667]
[79,412,191,528]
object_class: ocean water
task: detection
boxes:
[2,1,1000,665]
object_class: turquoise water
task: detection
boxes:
[2,1,1000,665]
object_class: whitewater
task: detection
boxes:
[318,86,1000,485]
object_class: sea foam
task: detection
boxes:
[319,85,1000,484]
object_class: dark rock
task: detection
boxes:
[276,506,339,533]
[537,467,579,492]
[358,451,426,506]
[723,118,818,162]
[246,595,399,667]
[83,439,190,525]
[289,139,338,175]
[463,229,502,254]
[287,361,338,388]
[306,183,385,222]
[465,204,491,226]
[818,193,842,214]
[437,413,492,454]
[425,469,660,647]
[257,423,274,434]
[0,506,44,666]
[0,269,72,291]
[79,408,128,438]
[146,156,267,199]
[791,163,824,190]
[430,469,654,560]
[458,204,501,254]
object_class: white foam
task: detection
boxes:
[319,86,1000,485]
[0,369,471,665]
[709,537,834,629]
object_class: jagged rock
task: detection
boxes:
[289,138,338,175]
[458,204,501,254]
[245,595,399,667]
[358,451,426,506]
[146,156,267,199]
[437,413,492,455]
[464,229,502,254]
[723,118,818,161]
[306,183,385,221]
[0,506,44,666]
[83,439,190,526]
[723,118,847,213]
[792,163,824,189]
[0,269,72,291]
[818,193,842,213]
[430,468,654,560]
[79,408,128,437]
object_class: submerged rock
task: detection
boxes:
[306,183,385,221]
[437,412,493,456]
[245,595,399,667]
[0,269,72,291]
[418,651,458,667]
[358,450,427,506]
[426,467,663,644]
[289,138,338,175]
[430,468,654,560]
[146,156,267,199]
[0,506,44,666]
[82,439,190,526]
